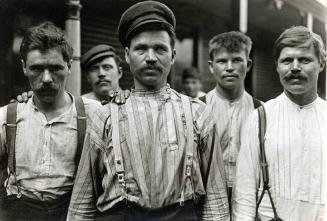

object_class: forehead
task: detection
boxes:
[278,45,317,58]
[130,30,171,47]
[25,49,66,65]
[212,47,247,59]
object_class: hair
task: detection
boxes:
[20,21,73,65]
[273,26,326,63]
[208,31,252,61]
[182,67,201,81]
[126,22,176,48]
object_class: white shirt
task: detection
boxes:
[233,93,327,221]
[0,95,101,201]
[206,89,256,187]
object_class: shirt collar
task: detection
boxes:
[131,84,171,101]
[282,92,318,110]
[214,88,245,104]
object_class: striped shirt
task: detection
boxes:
[0,94,101,201]
[233,93,327,221]
[68,85,229,220]
[205,89,256,187]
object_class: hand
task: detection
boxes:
[102,90,130,105]
[11,91,33,103]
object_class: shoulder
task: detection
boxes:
[0,105,7,125]
[80,97,102,117]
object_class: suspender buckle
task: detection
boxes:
[186,165,192,177]
[117,172,125,185]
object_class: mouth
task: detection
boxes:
[96,80,111,86]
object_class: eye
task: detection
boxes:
[29,65,43,73]
[280,57,292,64]
[299,57,312,64]
[155,46,168,54]
[49,65,64,73]
[216,59,227,64]
[134,45,146,54]
[233,58,244,63]
[102,65,112,71]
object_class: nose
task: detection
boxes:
[42,69,53,84]
[291,59,301,73]
[226,60,234,72]
[146,49,157,64]
[98,67,106,78]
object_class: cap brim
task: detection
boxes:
[83,51,116,69]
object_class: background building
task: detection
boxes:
[0,0,326,106]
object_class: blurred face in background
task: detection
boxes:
[183,77,203,98]
[22,48,71,104]
[87,56,122,97]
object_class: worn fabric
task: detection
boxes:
[68,85,229,221]
[82,87,121,103]
[233,93,327,221]
[0,95,101,202]
[205,89,257,188]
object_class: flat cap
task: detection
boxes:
[81,44,117,69]
[118,1,176,47]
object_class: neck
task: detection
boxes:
[215,84,244,101]
[134,80,167,91]
[33,91,71,113]
[284,90,317,106]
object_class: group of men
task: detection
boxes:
[0,1,326,221]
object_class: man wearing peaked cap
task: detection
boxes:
[68,1,229,221]
[81,44,123,103]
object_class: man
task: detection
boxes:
[181,67,206,98]
[202,31,261,211]
[82,44,123,103]
[68,1,229,221]
[233,26,327,220]
[0,22,101,220]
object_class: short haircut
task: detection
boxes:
[208,31,252,61]
[274,26,326,63]
[182,67,201,82]
[20,21,73,65]
[126,22,176,48]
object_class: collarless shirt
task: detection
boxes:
[206,89,256,187]
[233,93,327,221]
[0,94,101,201]
[68,86,229,221]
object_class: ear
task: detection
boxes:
[125,47,130,64]
[86,73,91,83]
[208,60,214,74]
[118,67,123,79]
[21,59,27,76]
[246,58,253,72]
[171,48,176,64]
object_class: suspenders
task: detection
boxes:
[255,106,282,221]
[109,95,195,205]
[5,97,86,198]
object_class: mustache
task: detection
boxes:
[95,79,111,85]
[284,72,307,81]
[140,65,162,72]
[35,84,59,93]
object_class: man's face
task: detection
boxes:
[209,48,251,91]
[87,56,122,96]
[125,30,175,90]
[22,49,71,104]
[276,45,324,97]
[183,78,202,98]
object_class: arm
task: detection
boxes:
[199,114,229,221]
[232,111,261,221]
[0,106,8,200]
[67,132,104,221]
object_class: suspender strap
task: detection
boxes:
[252,97,262,109]
[110,103,126,198]
[180,95,194,204]
[6,102,18,175]
[74,97,86,175]
[256,106,281,220]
